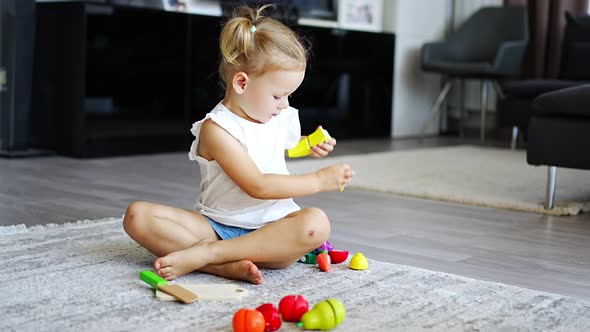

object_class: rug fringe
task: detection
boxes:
[0,216,123,235]
[0,224,29,235]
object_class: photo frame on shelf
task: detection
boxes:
[162,0,187,12]
[161,0,222,16]
[337,0,383,32]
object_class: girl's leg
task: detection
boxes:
[123,201,218,256]
[154,207,330,278]
[123,201,263,283]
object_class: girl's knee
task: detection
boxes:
[123,201,150,235]
[298,208,331,246]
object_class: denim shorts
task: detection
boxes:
[204,215,255,240]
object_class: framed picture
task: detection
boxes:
[337,0,383,32]
[162,0,187,12]
[161,0,222,16]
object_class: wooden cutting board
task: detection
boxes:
[156,284,249,301]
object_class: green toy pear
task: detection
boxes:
[297,299,346,331]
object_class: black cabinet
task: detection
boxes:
[294,26,394,139]
[33,2,393,157]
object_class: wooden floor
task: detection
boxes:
[2,136,590,300]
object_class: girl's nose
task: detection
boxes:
[279,97,289,110]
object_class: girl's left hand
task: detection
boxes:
[310,137,336,158]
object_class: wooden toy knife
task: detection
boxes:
[139,270,198,304]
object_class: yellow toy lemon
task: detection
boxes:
[349,252,368,270]
[298,299,346,331]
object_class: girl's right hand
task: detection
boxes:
[316,163,355,192]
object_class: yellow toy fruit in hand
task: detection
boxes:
[349,252,368,270]
[299,299,346,331]
[287,126,331,158]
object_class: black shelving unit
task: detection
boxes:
[32,1,393,158]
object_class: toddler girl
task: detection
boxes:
[123,5,354,284]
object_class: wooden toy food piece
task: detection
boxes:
[233,308,265,332]
[298,298,346,331]
[156,283,248,301]
[317,241,334,252]
[256,303,282,332]
[287,126,331,158]
[316,252,331,272]
[298,252,317,264]
[139,270,198,304]
[349,252,369,270]
[328,250,349,264]
[279,294,309,322]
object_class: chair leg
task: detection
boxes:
[420,80,454,140]
[492,80,505,100]
[545,166,557,209]
[510,126,518,150]
[480,80,489,142]
[458,79,465,138]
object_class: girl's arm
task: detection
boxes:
[198,120,352,200]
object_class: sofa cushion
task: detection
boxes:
[560,13,590,80]
[533,84,590,117]
[502,80,586,98]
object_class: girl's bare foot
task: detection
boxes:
[153,244,263,284]
[154,243,212,280]
[201,260,264,284]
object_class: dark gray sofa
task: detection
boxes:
[526,84,590,209]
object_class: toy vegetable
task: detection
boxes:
[256,303,281,332]
[279,294,309,322]
[297,298,346,331]
[317,252,331,272]
[233,308,265,332]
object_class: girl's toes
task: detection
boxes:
[158,266,174,277]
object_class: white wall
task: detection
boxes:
[389,0,504,137]
[390,0,450,137]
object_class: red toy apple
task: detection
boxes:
[317,252,331,272]
[279,294,309,322]
[233,308,265,332]
[328,250,349,264]
[256,303,282,332]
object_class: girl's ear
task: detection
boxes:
[232,72,249,94]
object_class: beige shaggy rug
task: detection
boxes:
[2,218,590,331]
[287,146,590,216]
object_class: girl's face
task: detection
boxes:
[232,69,305,124]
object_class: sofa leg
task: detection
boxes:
[545,166,557,209]
[510,126,519,150]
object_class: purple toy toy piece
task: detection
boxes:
[318,241,334,252]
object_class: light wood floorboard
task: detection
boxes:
[2,137,589,300]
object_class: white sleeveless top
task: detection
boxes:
[188,102,302,229]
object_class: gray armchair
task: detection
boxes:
[420,6,528,141]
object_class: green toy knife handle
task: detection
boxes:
[139,270,168,289]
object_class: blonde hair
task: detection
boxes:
[219,5,308,85]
